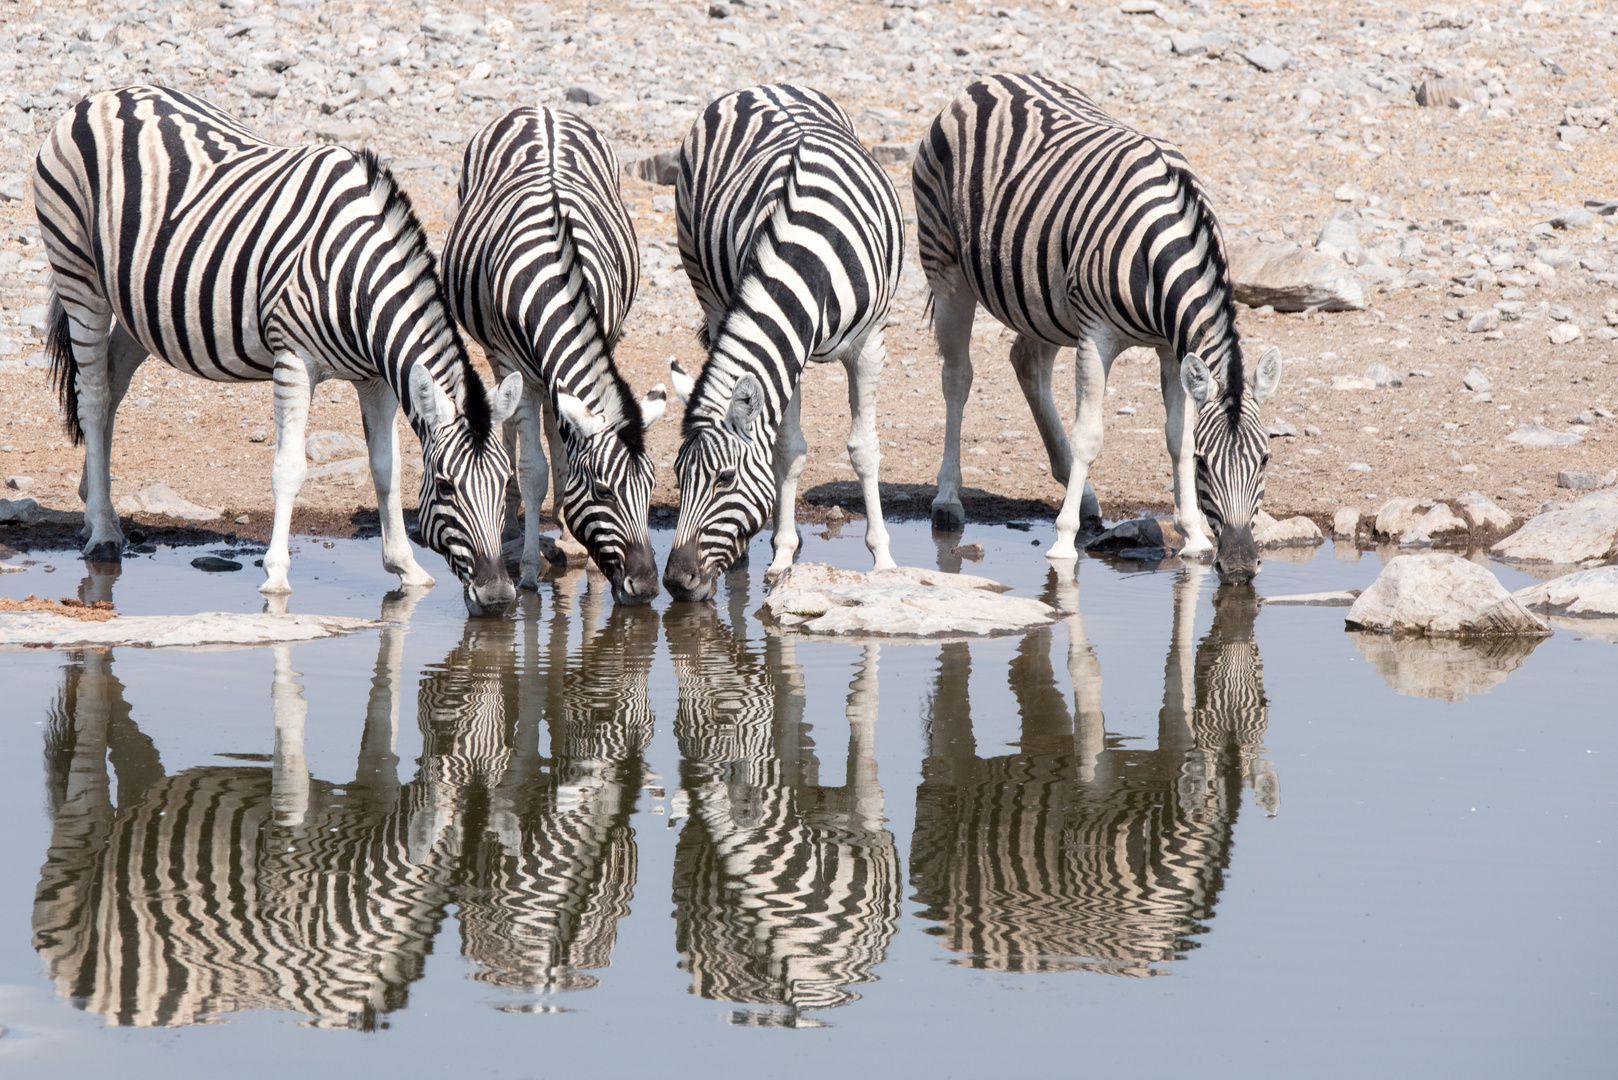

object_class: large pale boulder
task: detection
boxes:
[116,482,222,522]
[0,611,380,650]
[1372,497,1432,539]
[758,562,1058,638]
[1399,503,1469,546]
[1345,553,1550,636]
[1252,510,1324,548]
[1456,491,1513,534]
[1514,567,1618,643]
[1227,240,1369,312]
[1491,489,1618,564]
[1350,632,1544,702]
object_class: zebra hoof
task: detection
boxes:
[931,506,965,533]
[83,541,123,563]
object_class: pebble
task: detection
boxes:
[1557,470,1616,491]
[3,476,32,491]
[191,555,245,572]
[1462,368,1491,393]
[1547,323,1582,345]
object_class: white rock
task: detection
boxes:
[1228,241,1369,312]
[1514,566,1618,618]
[1252,511,1322,548]
[1399,503,1468,547]
[1506,423,1581,447]
[1332,506,1361,539]
[115,482,222,522]
[1548,323,1582,345]
[1346,553,1550,637]
[1462,367,1490,392]
[1262,590,1359,607]
[1456,491,1513,533]
[305,429,368,463]
[1492,490,1618,563]
[0,173,27,203]
[1350,632,1544,702]
[1242,44,1290,72]
[1314,211,1360,263]
[1373,496,1433,538]
[0,611,380,650]
[758,562,1058,638]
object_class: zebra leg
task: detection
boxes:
[541,397,590,564]
[845,332,895,571]
[1049,332,1117,559]
[64,309,123,560]
[357,378,435,589]
[261,353,315,595]
[74,322,147,548]
[929,268,976,532]
[765,385,807,581]
[1009,335,1102,532]
[1158,346,1214,558]
[515,381,551,590]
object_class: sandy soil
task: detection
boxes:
[2,0,1616,553]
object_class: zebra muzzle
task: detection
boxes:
[1213,523,1261,586]
[663,540,717,603]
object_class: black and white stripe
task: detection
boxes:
[34,85,520,612]
[442,107,666,604]
[913,74,1282,583]
[663,84,904,601]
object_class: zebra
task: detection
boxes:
[912,74,1283,584]
[666,605,899,1024]
[442,106,667,604]
[34,86,522,613]
[662,84,904,602]
[909,568,1273,975]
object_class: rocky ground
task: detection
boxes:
[1,0,1616,553]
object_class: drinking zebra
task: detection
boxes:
[663,84,904,602]
[34,86,521,613]
[442,107,666,604]
[913,74,1282,584]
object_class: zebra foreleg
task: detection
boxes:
[262,353,315,596]
[1158,346,1213,558]
[514,381,551,590]
[357,378,435,589]
[1049,332,1116,559]
[766,386,808,582]
[928,270,976,533]
[541,397,590,565]
[844,332,895,571]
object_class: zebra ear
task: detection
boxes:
[640,384,668,429]
[1250,346,1283,403]
[488,372,523,428]
[408,364,456,432]
[555,392,607,438]
[669,357,695,403]
[1180,352,1216,408]
[724,373,763,443]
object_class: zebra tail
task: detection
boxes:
[692,322,710,350]
[45,292,83,446]
[922,289,935,329]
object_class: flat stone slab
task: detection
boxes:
[116,482,222,522]
[1263,590,1360,607]
[758,562,1058,639]
[1346,553,1550,637]
[1513,566,1618,619]
[1492,489,1618,564]
[1228,240,1369,312]
[0,611,381,651]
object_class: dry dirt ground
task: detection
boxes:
[1,0,1615,555]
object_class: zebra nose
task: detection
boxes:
[1213,523,1260,586]
[663,540,716,602]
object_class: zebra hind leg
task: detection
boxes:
[928,268,976,533]
[357,378,435,589]
[74,321,147,538]
[53,301,123,560]
[765,385,807,582]
[1009,335,1101,533]
[844,332,895,571]
[1049,331,1116,560]
[514,381,551,590]
[261,353,316,596]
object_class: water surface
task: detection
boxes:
[0,524,1610,1077]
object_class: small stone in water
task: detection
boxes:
[191,556,244,572]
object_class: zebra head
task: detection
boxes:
[664,364,772,602]
[408,364,523,615]
[1181,346,1283,587]
[552,384,668,606]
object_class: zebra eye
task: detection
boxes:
[716,468,737,491]
[435,476,455,500]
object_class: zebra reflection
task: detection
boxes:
[31,578,656,1027]
[910,569,1276,977]
[667,605,899,1026]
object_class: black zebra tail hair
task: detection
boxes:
[45,292,83,446]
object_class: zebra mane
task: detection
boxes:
[357,150,494,448]
[1176,169,1246,424]
[552,204,646,456]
